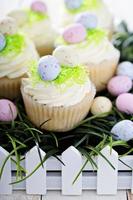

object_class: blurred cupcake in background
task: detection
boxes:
[21,55,96,132]
[0,16,39,99]
[54,23,120,91]
[58,0,114,38]
[8,1,57,56]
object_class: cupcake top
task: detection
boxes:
[64,0,101,14]
[8,1,56,46]
[0,17,38,79]
[8,1,48,27]
[54,23,120,65]
[59,0,113,34]
[22,55,93,107]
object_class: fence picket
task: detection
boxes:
[132,171,133,194]
[25,146,46,195]
[62,146,82,195]
[97,146,118,195]
[0,147,12,194]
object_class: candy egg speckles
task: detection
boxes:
[75,12,98,29]
[31,1,47,13]
[38,55,61,81]
[116,93,133,114]
[63,23,86,44]
[107,76,132,96]
[111,120,133,141]
[117,61,133,80]
[64,0,83,10]
[91,96,112,116]
[0,33,6,51]
[0,99,17,122]
[0,17,17,35]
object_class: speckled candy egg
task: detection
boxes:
[75,12,98,29]
[8,10,28,26]
[111,120,133,141]
[63,23,86,44]
[116,93,133,114]
[64,0,83,10]
[117,61,133,80]
[38,55,61,81]
[91,96,112,116]
[107,76,132,96]
[0,99,17,121]
[0,17,17,35]
[0,33,6,51]
[31,1,47,13]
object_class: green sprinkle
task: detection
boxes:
[29,61,88,88]
[27,10,48,24]
[0,34,25,57]
[66,0,102,14]
[86,29,107,44]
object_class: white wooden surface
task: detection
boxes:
[0,191,128,200]
[26,147,46,195]
[62,146,82,195]
[97,146,118,195]
[0,147,12,194]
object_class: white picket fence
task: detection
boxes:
[0,145,133,196]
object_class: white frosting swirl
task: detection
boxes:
[0,38,39,79]
[22,78,94,107]
[53,38,120,66]
[22,19,57,48]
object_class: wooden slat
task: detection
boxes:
[11,156,133,172]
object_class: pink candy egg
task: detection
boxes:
[63,23,86,44]
[0,99,17,121]
[116,93,133,114]
[107,76,132,96]
[31,1,47,13]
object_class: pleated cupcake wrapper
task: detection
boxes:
[85,57,119,91]
[21,84,96,132]
[0,77,23,99]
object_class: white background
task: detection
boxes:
[0,0,133,29]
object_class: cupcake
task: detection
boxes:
[54,24,120,91]
[21,55,96,132]
[0,17,39,99]
[58,0,114,38]
[8,1,57,56]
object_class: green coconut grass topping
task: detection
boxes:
[0,34,25,57]
[26,10,48,24]
[56,28,107,47]
[66,0,102,14]
[86,28,107,44]
[29,61,88,87]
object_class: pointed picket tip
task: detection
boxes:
[0,146,9,157]
[26,146,46,156]
[101,146,118,157]
[62,146,82,157]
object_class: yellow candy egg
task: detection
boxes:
[91,96,112,116]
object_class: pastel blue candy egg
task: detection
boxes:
[0,33,6,51]
[64,0,83,10]
[75,12,98,29]
[117,61,133,80]
[111,120,133,142]
[38,55,61,81]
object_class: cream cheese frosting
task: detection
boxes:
[22,65,94,107]
[22,19,56,48]
[53,36,120,66]
[0,35,39,79]
[59,0,113,33]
